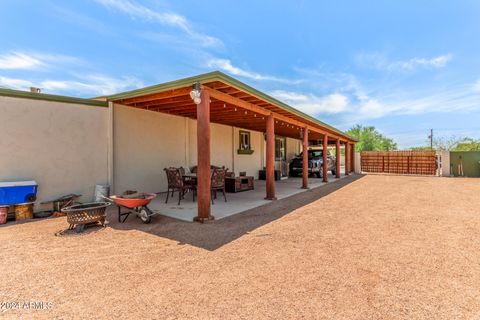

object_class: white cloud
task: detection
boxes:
[356,52,453,72]
[271,90,349,115]
[474,80,480,92]
[272,66,480,123]
[0,76,34,88]
[207,58,302,84]
[0,52,44,70]
[0,74,143,96]
[0,51,84,71]
[290,65,480,123]
[350,86,480,122]
[270,90,309,102]
[95,0,221,47]
[396,54,452,70]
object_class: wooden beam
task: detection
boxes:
[205,86,334,136]
[135,96,192,108]
[204,87,270,116]
[119,87,192,105]
[117,83,354,143]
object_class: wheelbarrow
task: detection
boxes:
[109,193,157,224]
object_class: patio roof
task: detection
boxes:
[105,71,357,143]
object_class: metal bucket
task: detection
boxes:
[94,185,110,202]
[0,206,8,224]
[14,203,33,220]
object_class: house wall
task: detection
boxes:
[113,104,301,193]
[233,128,264,178]
[355,152,361,173]
[113,104,187,193]
[438,150,450,176]
[450,151,480,177]
[286,137,301,162]
[187,119,235,171]
[0,96,109,209]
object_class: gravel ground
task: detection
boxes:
[1,174,480,319]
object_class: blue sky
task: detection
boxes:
[0,0,479,148]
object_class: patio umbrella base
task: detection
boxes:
[193,215,215,223]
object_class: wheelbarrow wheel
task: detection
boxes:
[138,207,152,224]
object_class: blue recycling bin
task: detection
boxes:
[0,181,38,206]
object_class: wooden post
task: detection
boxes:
[323,135,328,182]
[265,114,276,200]
[345,142,350,176]
[335,139,341,178]
[350,143,355,174]
[193,90,213,222]
[302,127,309,189]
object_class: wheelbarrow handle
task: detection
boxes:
[99,194,113,202]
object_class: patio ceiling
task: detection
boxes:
[106,71,356,144]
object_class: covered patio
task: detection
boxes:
[151,173,345,221]
[107,71,357,222]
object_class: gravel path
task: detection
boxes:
[1,174,479,319]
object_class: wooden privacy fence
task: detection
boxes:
[361,151,437,175]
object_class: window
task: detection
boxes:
[238,130,254,154]
[275,136,286,161]
[308,150,323,158]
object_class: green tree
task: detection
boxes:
[346,125,397,152]
[453,137,480,151]
[409,136,480,151]
[410,146,432,151]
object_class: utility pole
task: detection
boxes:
[428,129,433,150]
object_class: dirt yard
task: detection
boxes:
[1,175,480,319]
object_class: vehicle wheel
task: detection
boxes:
[331,170,336,176]
[316,171,322,178]
[138,207,152,224]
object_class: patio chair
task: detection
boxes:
[180,166,196,187]
[164,167,195,205]
[211,168,227,204]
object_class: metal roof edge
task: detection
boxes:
[0,88,108,107]
[105,71,357,142]
[212,72,358,142]
[105,71,223,101]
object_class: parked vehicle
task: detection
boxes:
[289,150,336,178]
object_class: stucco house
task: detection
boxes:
[0,71,356,221]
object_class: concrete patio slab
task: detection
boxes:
[150,173,346,221]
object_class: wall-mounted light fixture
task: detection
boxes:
[299,128,304,139]
[190,82,202,105]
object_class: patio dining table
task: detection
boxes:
[182,173,197,185]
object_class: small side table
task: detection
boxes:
[225,176,254,193]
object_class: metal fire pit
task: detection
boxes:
[61,202,111,233]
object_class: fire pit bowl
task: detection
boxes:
[61,202,111,233]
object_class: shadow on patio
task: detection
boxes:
[107,174,365,251]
